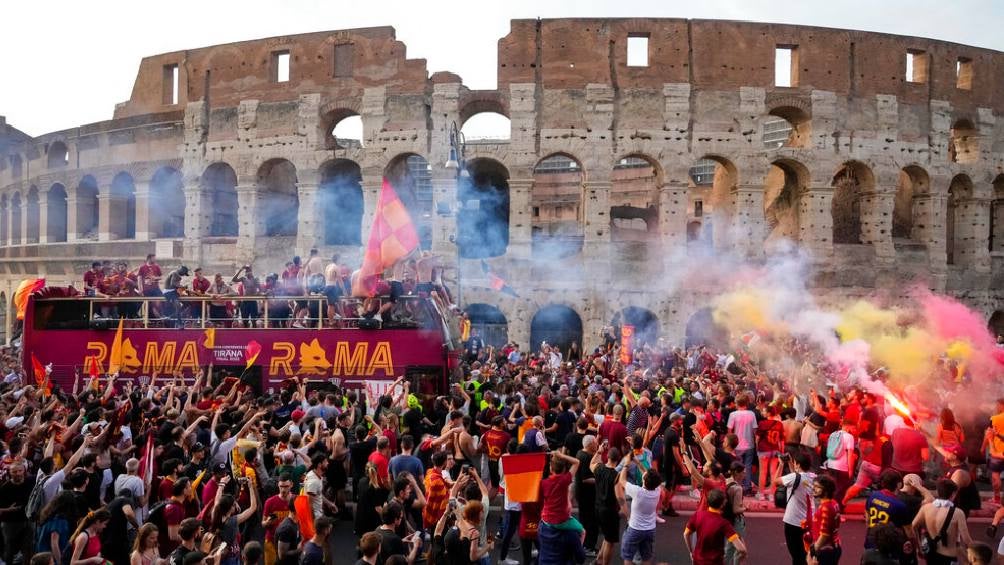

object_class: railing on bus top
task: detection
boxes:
[31,294,446,331]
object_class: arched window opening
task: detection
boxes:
[384,154,433,250]
[949,119,979,164]
[202,163,238,237]
[110,172,137,240]
[47,184,68,243]
[685,307,729,348]
[10,193,21,245]
[688,156,737,250]
[947,175,973,266]
[460,112,511,142]
[150,167,185,238]
[76,176,99,240]
[257,159,299,237]
[764,159,809,245]
[611,307,660,347]
[529,305,582,355]
[611,156,659,244]
[47,141,69,169]
[991,175,1004,253]
[465,303,508,347]
[25,187,39,244]
[320,159,363,246]
[990,311,1004,341]
[458,158,509,258]
[325,111,364,150]
[894,167,929,242]
[763,106,810,149]
[532,154,584,259]
[831,161,874,245]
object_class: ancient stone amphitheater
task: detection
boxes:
[1,19,1003,350]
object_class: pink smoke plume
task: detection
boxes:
[915,288,1004,380]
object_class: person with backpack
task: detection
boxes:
[822,419,856,507]
[153,478,194,559]
[35,492,77,565]
[912,479,973,565]
[772,451,815,565]
[722,462,747,565]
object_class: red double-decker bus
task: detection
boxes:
[21,290,462,400]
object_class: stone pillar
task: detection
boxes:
[37,188,49,244]
[182,178,211,264]
[360,175,382,241]
[858,189,895,261]
[19,197,29,244]
[134,180,152,241]
[430,172,458,256]
[913,194,948,269]
[583,179,611,284]
[955,196,992,272]
[659,182,688,266]
[730,184,766,258]
[65,195,78,242]
[235,181,260,265]
[295,182,323,254]
[507,178,533,261]
[799,186,834,257]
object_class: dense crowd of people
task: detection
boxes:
[0,256,1002,565]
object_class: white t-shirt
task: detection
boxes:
[727,409,757,451]
[780,471,816,527]
[624,482,662,531]
[303,470,324,520]
[824,431,856,472]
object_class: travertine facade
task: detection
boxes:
[2,19,1004,349]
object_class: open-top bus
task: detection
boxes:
[21,289,463,401]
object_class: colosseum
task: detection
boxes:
[1,18,1003,351]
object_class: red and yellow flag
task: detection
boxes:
[294,494,315,540]
[87,356,100,379]
[352,177,419,297]
[30,354,50,397]
[500,452,546,503]
[245,340,262,369]
[620,324,635,365]
[13,278,44,321]
[202,327,216,349]
[107,318,125,375]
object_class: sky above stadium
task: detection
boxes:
[2,0,1002,137]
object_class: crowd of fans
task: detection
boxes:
[3,265,1004,565]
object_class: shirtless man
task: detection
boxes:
[781,407,803,459]
[911,479,972,564]
[323,254,341,324]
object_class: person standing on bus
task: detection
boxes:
[163,266,190,328]
[209,274,234,327]
[232,265,260,327]
[190,268,211,323]
[323,254,341,326]
[138,254,163,317]
[83,262,103,296]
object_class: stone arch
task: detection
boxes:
[947,174,974,266]
[990,311,1004,340]
[459,93,508,124]
[991,175,1004,253]
[764,105,811,149]
[611,306,660,347]
[47,141,69,169]
[47,183,68,243]
[532,153,585,259]
[894,166,929,242]
[764,158,810,245]
[0,195,7,246]
[110,172,137,240]
[689,155,738,249]
[831,161,875,245]
[465,303,508,347]
[611,154,660,244]
[949,119,979,164]
[9,192,21,245]
[384,153,433,250]
[685,307,728,348]
[76,175,99,239]
[529,304,583,354]
[323,108,364,150]
[458,158,509,258]
[460,112,511,142]
[150,166,185,238]
[257,159,299,237]
[25,187,39,244]
[319,159,363,246]
[202,163,238,237]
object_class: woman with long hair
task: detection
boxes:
[36,491,77,565]
[354,462,389,535]
[208,479,259,565]
[68,508,111,565]
[936,407,965,448]
[129,524,162,565]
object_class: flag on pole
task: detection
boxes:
[481,260,519,297]
[108,318,125,375]
[31,354,45,388]
[137,433,154,481]
[13,278,44,321]
[619,325,635,366]
[88,356,100,379]
[500,452,547,502]
[294,494,316,540]
[245,340,262,369]
[352,177,419,297]
[203,327,216,350]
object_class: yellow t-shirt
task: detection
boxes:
[990,413,1004,458]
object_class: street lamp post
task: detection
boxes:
[445,121,468,307]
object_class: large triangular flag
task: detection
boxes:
[245,340,262,369]
[500,452,546,503]
[108,318,125,375]
[88,356,100,379]
[13,278,44,321]
[31,354,45,388]
[352,177,419,297]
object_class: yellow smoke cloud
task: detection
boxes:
[713,288,778,334]
[836,301,899,343]
[870,327,938,384]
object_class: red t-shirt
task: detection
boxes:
[137,263,162,292]
[368,450,390,484]
[192,276,211,294]
[262,495,291,542]
[158,477,176,503]
[83,270,101,290]
[890,428,928,473]
[599,419,629,454]
[539,471,572,524]
[756,419,784,452]
[811,499,841,546]
[685,508,738,565]
[482,429,511,461]
[158,501,186,557]
[699,477,726,511]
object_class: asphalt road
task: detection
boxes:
[328,511,1000,564]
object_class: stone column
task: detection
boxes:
[659,182,688,268]
[913,194,948,269]
[583,179,611,284]
[235,181,260,265]
[507,178,533,261]
[858,189,895,261]
[430,172,458,257]
[182,178,211,265]
[799,185,834,257]
[134,180,152,241]
[295,181,323,254]
[19,197,29,244]
[955,196,992,272]
[65,195,78,242]
[37,188,49,244]
[360,175,382,242]
[730,184,766,258]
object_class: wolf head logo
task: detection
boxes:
[299,339,331,376]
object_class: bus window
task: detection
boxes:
[33,301,90,330]
[406,366,444,412]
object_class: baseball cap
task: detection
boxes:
[213,462,228,474]
[291,409,305,422]
[191,442,206,453]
